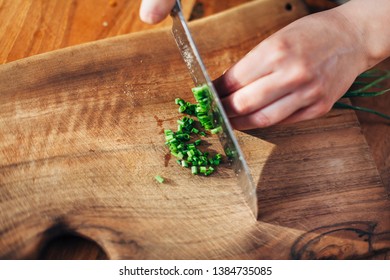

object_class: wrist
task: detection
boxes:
[336,0,390,69]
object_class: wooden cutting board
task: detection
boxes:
[1,0,390,259]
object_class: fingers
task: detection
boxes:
[214,43,273,97]
[140,0,176,24]
[221,71,303,118]
[229,94,299,130]
[279,100,333,125]
[229,85,324,130]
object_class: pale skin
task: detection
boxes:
[140,0,390,130]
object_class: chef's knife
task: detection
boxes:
[170,0,258,218]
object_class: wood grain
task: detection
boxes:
[1,0,390,259]
[189,0,255,19]
[0,0,195,64]
[351,59,390,194]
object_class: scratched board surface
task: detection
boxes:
[0,0,389,259]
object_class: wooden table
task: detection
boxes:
[1,0,389,259]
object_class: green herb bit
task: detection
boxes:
[179,105,187,113]
[205,166,215,176]
[175,133,190,141]
[192,84,210,99]
[191,166,198,175]
[191,128,199,134]
[210,126,222,134]
[177,152,184,160]
[175,98,197,116]
[155,175,164,183]
[225,148,235,159]
[175,98,184,105]
[187,143,195,150]
[171,151,179,158]
[185,104,197,116]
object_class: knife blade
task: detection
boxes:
[170,0,258,218]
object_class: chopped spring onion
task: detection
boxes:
[163,84,227,176]
[205,166,215,176]
[191,166,198,175]
[155,175,164,183]
[210,126,222,134]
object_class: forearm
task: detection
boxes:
[336,0,390,69]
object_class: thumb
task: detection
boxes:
[140,0,176,24]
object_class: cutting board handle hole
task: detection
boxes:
[285,3,293,11]
[38,233,108,260]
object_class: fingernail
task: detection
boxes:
[140,11,162,24]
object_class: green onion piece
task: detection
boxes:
[179,105,187,113]
[191,166,198,175]
[194,139,202,146]
[191,128,199,134]
[225,148,234,159]
[187,143,195,150]
[164,129,173,135]
[210,126,222,134]
[168,138,178,145]
[205,166,215,176]
[175,98,186,106]
[200,166,207,174]
[155,175,164,183]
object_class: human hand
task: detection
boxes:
[139,0,176,24]
[214,9,369,130]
